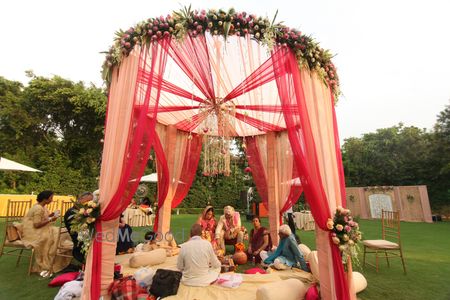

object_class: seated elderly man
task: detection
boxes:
[215,206,245,253]
[260,224,309,271]
[177,223,221,286]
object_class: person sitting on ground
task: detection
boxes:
[177,223,221,287]
[260,224,309,271]
[247,216,272,264]
[139,196,153,215]
[22,190,72,275]
[64,191,93,264]
[139,231,179,256]
[196,205,217,244]
[215,205,245,253]
[116,214,134,255]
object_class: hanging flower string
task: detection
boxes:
[101,6,340,98]
[69,200,101,255]
[327,206,362,266]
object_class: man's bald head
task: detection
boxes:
[190,223,202,237]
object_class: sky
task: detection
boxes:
[1,0,449,143]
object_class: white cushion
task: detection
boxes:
[129,248,166,268]
[353,271,367,293]
[298,244,311,258]
[362,239,399,249]
[307,251,320,281]
[256,278,307,300]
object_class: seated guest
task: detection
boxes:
[139,196,153,215]
[22,190,72,275]
[196,205,216,243]
[215,205,245,253]
[139,231,179,256]
[177,224,221,286]
[116,214,134,255]
[260,224,309,271]
[64,191,93,263]
[247,216,272,264]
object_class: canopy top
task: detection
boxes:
[101,7,340,137]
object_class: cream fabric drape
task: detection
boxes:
[82,49,141,299]
[299,70,355,300]
[156,124,194,234]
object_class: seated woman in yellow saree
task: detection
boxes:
[21,190,72,275]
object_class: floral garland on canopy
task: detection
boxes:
[101,6,340,97]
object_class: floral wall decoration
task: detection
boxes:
[101,6,340,98]
[364,185,394,193]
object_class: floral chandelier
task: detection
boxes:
[200,99,236,176]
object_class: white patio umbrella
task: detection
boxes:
[138,173,158,183]
[0,157,42,172]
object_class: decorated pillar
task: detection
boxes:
[157,125,177,235]
[266,131,280,245]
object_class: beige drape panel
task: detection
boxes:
[276,131,296,211]
[300,70,355,300]
[156,124,191,234]
[251,132,296,245]
[82,50,141,299]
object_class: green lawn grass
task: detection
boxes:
[0,216,449,299]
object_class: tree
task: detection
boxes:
[0,74,107,194]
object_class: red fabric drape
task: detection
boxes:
[245,137,268,207]
[152,132,170,233]
[171,133,203,208]
[272,46,350,300]
[167,35,215,100]
[90,38,171,299]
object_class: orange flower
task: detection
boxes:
[235,242,245,252]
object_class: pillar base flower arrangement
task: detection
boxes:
[327,206,362,266]
[69,200,101,255]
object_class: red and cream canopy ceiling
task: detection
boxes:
[142,33,288,137]
[103,8,340,138]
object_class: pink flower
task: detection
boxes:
[344,216,348,222]
[345,225,351,232]
[336,224,344,231]
[348,221,355,227]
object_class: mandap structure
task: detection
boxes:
[83,7,355,300]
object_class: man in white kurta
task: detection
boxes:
[177,223,221,286]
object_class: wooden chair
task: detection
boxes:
[47,199,60,214]
[50,200,74,273]
[362,210,406,274]
[0,200,34,275]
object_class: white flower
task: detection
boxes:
[86,217,96,224]
[332,237,340,244]
[343,234,349,242]
[79,208,85,214]
[86,208,93,214]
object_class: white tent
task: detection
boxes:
[0,157,42,172]
[139,173,158,183]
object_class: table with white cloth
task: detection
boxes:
[293,211,315,231]
[123,207,154,227]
